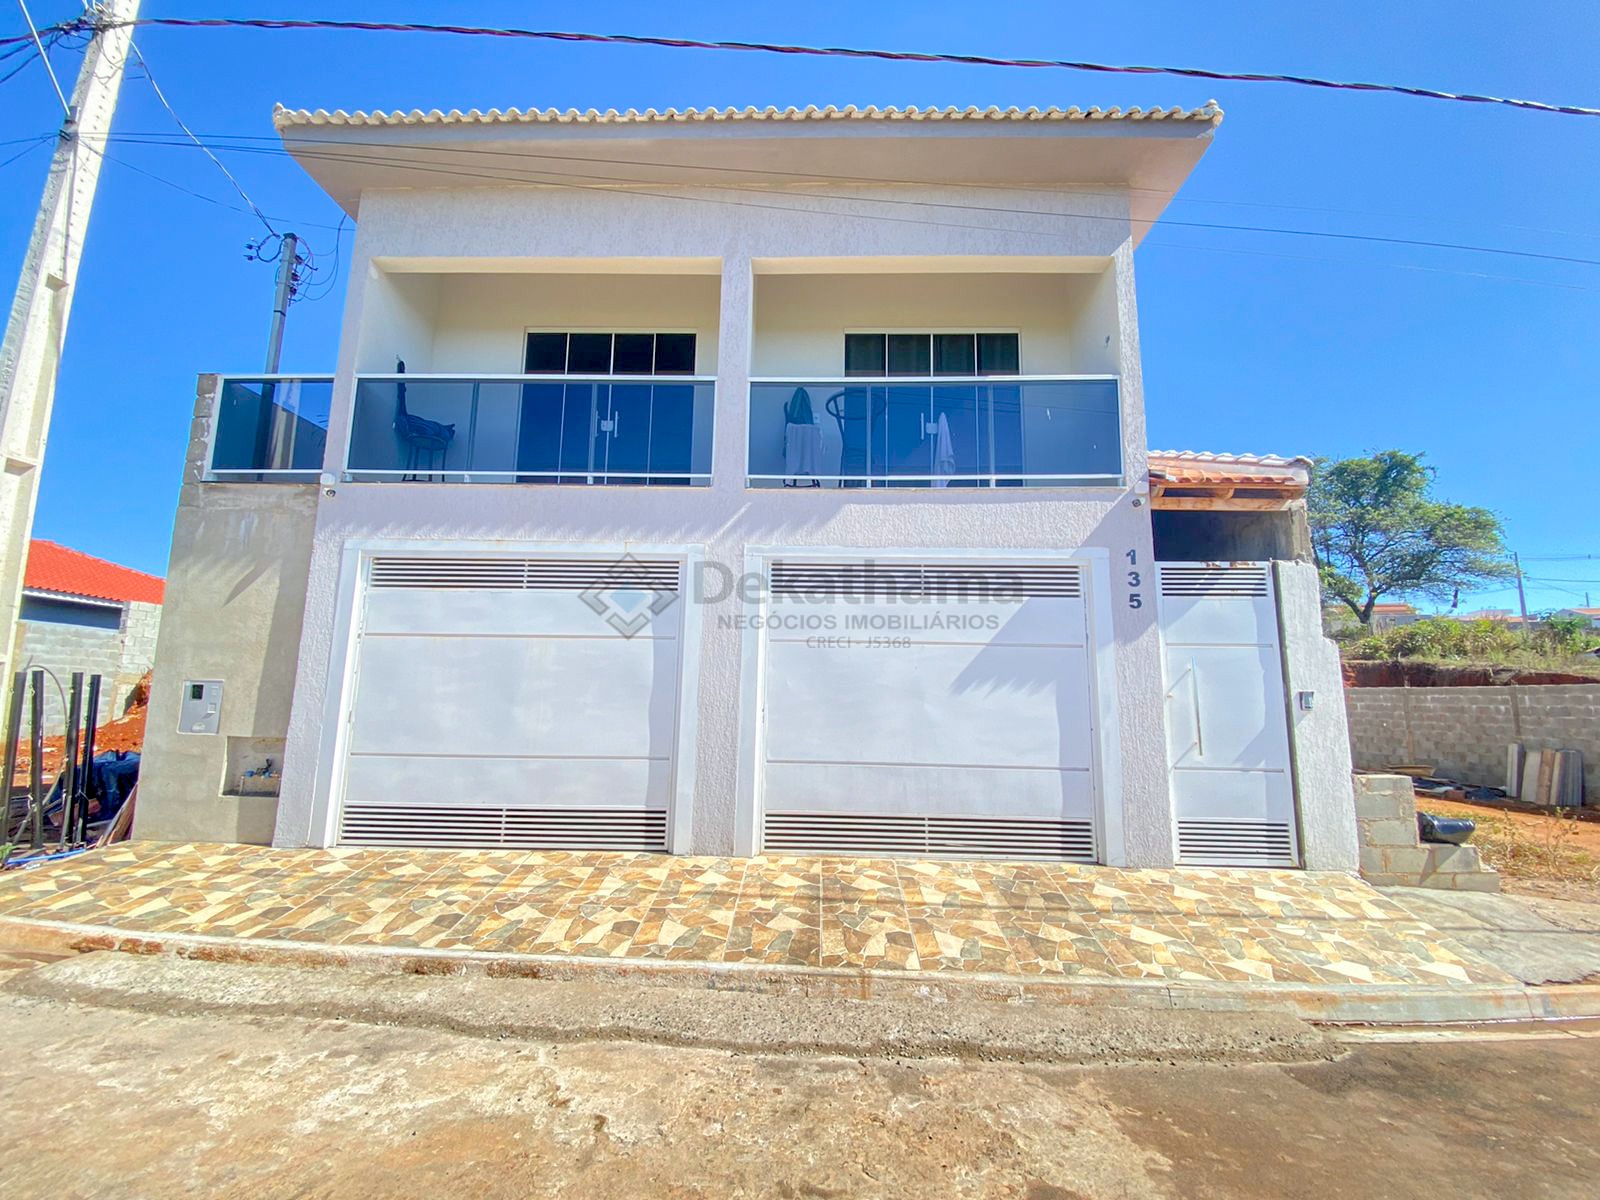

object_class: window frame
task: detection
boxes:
[841,328,1023,378]
[521,328,701,377]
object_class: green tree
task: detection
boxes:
[1309,451,1512,625]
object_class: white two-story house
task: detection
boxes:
[136,102,1358,872]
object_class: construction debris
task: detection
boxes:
[1519,748,1585,809]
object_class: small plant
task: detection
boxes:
[1464,808,1599,883]
[1535,614,1600,657]
[1344,617,1524,661]
[1340,613,1600,674]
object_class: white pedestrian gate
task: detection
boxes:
[334,555,683,851]
[1157,562,1299,867]
[758,558,1100,861]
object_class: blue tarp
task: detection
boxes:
[43,750,140,823]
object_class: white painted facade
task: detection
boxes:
[138,104,1360,871]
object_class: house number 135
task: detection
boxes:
[1125,549,1144,609]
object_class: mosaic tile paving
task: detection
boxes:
[0,842,1514,987]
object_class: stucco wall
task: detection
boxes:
[135,375,319,845]
[750,271,1110,376]
[1274,561,1359,872]
[1346,684,1600,796]
[428,273,721,375]
[264,181,1174,863]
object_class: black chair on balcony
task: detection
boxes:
[392,359,455,480]
[824,387,884,489]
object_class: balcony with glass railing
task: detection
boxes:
[746,376,1122,488]
[344,375,715,485]
[206,376,333,482]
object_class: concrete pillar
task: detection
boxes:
[0,1,141,681]
[1275,560,1360,871]
[689,253,753,854]
[1105,244,1171,867]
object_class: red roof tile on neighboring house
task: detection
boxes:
[24,540,164,606]
[1147,450,1313,489]
[1146,450,1312,512]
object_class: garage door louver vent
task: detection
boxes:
[1157,564,1270,598]
[764,813,1096,861]
[339,804,668,851]
[369,557,681,592]
[1177,820,1295,867]
[771,561,1081,598]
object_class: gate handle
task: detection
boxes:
[1190,657,1204,759]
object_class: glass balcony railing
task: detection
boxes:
[346,375,715,485]
[747,376,1122,488]
[207,376,333,481]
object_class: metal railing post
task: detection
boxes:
[60,672,82,849]
[27,671,43,848]
[80,673,101,842]
[1,671,23,842]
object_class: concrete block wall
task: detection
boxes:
[15,598,163,733]
[1354,774,1500,892]
[1346,684,1600,798]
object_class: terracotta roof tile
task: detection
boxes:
[24,540,164,606]
[1147,450,1311,489]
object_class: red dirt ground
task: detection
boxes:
[1344,660,1598,687]
[1420,795,1600,857]
[9,674,147,786]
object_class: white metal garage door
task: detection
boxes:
[335,555,683,850]
[759,559,1099,861]
[1158,562,1299,867]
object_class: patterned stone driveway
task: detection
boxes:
[0,842,1511,987]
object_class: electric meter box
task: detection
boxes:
[178,680,223,735]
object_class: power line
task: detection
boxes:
[124,37,277,236]
[91,131,1600,274]
[0,37,38,84]
[78,139,342,230]
[13,0,68,116]
[61,126,1588,292]
[1142,237,1587,293]
[0,132,49,170]
[112,137,1600,293]
[51,15,1600,120]
[104,125,1600,248]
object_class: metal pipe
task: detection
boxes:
[60,672,82,849]
[1,672,23,842]
[79,673,100,841]
[27,671,43,848]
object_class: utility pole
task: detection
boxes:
[263,231,298,373]
[261,232,300,470]
[0,0,141,680]
[1512,551,1530,627]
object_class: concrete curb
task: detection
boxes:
[7,953,1338,1067]
[4,914,1596,1026]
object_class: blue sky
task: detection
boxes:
[3,1,1598,611]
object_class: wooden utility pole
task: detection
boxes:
[0,0,141,679]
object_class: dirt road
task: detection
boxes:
[0,960,1597,1198]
